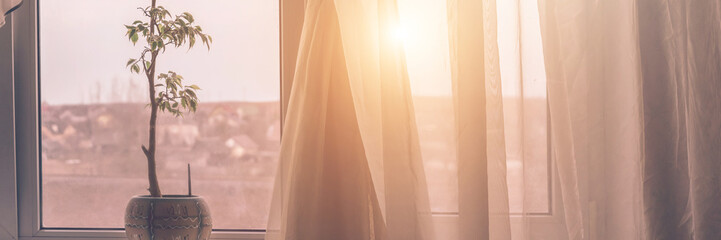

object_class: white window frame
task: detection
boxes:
[5,0,304,239]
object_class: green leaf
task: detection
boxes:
[131,32,139,44]
[183,12,195,23]
[188,85,200,90]
[200,34,211,50]
[186,89,196,98]
[189,100,197,112]
[189,34,196,48]
[131,64,140,73]
[126,58,136,67]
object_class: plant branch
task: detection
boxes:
[143,0,162,198]
[126,0,209,199]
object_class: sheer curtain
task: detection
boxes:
[537,0,644,239]
[266,0,433,239]
[539,0,721,239]
[266,0,721,239]
[636,1,721,239]
[267,0,568,239]
[267,0,543,239]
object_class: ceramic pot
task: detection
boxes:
[125,195,212,240]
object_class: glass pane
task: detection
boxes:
[519,0,550,214]
[39,0,279,229]
[398,0,458,213]
[498,0,550,214]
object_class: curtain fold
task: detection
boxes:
[266,0,386,238]
[537,0,646,239]
[447,0,489,239]
[538,0,721,239]
[597,1,645,239]
[447,0,512,239]
[266,0,433,239]
[638,1,721,239]
[536,1,588,238]
[0,0,22,28]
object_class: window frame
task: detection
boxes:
[509,103,553,216]
[11,0,304,239]
[5,0,564,238]
[0,10,19,240]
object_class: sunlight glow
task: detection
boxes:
[396,0,452,97]
[392,24,410,45]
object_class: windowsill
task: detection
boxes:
[22,228,266,240]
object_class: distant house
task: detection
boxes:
[225,134,260,161]
[158,124,199,146]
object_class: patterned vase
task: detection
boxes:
[125,195,212,240]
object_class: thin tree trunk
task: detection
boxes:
[142,0,162,197]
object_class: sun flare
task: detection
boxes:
[392,25,410,44]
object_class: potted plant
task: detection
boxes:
[122,1,213,239]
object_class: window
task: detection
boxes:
[37,0,280,231]
[11,0,557,239]
[11,0,295,239]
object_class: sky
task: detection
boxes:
[40,0,280,104]
[39,0,545,105]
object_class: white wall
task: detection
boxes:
[0,12,19,240]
